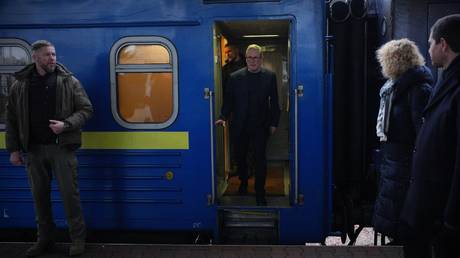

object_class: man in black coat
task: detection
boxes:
[221,44,246,178]
[222,44,245,89]
[216,44,280,206]
[400,14,460,258]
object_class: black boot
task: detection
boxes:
[26,240,55,257]
[69,240,85,256]
[26,224,56,257]
[238,181,248,195]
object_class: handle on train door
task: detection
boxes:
[294,85,304,205]
[204,87,216,205]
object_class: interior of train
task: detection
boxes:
[212,19,291,207]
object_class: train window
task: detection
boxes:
[118,73,172,123]
[110,37,178,129]
[119,45,170,64]
[0,39,31,129]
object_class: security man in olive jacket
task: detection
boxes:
[5,40,93,257]
[216,44,280,206]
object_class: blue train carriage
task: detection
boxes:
[0,0,339,244]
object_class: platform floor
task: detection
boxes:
[0,242,403,258]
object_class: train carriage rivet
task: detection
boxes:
[165,171,174,181]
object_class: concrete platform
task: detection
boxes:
[0,242,403,258]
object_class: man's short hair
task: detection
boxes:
[431,14,460,53]
[31,40,54,53]
[225,44,240,53]
[246,44,263,57]
[225,44,237,50]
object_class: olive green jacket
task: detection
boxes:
[5,63,93,152]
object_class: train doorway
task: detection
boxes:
[213,19,291,207]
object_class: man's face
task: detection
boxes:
[428,33,444,68]
[245,48,262,73]
[33,46,57,74]
[225,47,236,62]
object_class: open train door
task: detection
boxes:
[211,19,295,243]
[212,20,291,208]
[211,13,332,243]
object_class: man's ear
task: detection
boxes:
[440,38,450,53]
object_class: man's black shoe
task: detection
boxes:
[238,183,248,195]
[69,241,85,256]
[26,240,55,257]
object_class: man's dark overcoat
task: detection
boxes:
[220,67,280,134]
[400,56,460,235]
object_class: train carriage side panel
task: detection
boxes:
[0,1,217,235]
[0,0,332,244]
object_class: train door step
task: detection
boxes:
[219,209,279,244]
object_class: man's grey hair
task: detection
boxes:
[246,44,263,57]
[31,40,54,53]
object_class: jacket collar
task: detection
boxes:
[14,62,72,80]
[424,56,460,111]
[391,66,433,100]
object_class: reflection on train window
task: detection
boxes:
[118,73,172,123]
[119,45,170,64]
[110,37,178,129]
[0,39,31,129]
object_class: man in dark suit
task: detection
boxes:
[216,44,280,206]
[400,14,460,258]
[222,44,246,178]
[222,44,245,89]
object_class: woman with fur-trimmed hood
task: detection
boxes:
[373,38,433,244]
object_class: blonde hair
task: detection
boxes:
[246,44,263,57]
[376,38,425,80]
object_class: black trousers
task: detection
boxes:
[432,229,459,258]
[234,127,268,197]
[400,221,459,258]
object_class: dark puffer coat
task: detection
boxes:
[373,66,433,239]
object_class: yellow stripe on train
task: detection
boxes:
[0,132,189,150]
[0,132,4,149]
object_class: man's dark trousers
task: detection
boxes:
[27,144,86,242]
[234,127,269,197]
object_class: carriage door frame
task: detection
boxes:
[211,23,227,201]
[211,19,294,205]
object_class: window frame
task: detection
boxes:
[110,36,178,129]
[0,38,31,130]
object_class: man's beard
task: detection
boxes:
[42,63,56,73]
